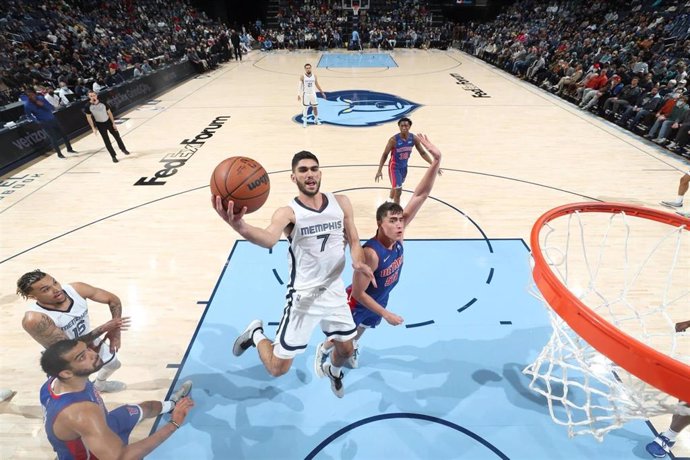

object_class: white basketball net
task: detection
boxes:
[523,208,690,440]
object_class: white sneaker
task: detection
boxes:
[677,211,690,218]
[0,389,16,402]
[313,342,329,377]
[315,119,322,125]
[660,200,683,208]
[233,319,263,356]
[94,380,127,393]
[170,380,193,403]
[345,345,359,369]
[321,362,344,398]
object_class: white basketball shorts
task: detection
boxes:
[302,92,318,106]
[273,285,357,359]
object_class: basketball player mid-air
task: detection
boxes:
[375,117,442,204]
[316,134,442,370]
[17,270,130,392]
[298,63,326,128]
[212,150,375,398]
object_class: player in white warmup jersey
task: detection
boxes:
[212,150,375,397]
[298,63,326,128]
[17,270,131,393]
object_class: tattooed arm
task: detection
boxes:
[22,312,69,348]
[21,311,129,348]
[72,282,125,352]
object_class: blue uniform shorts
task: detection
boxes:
[107,405,142,444]
[352,305,384,328]
[389,166,408,189]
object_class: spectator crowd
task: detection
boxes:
[458,0,690,158]
[257,0,452,52]
[0,0,247,110]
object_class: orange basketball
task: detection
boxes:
[210,156,270,214]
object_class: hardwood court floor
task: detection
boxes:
[0,49,688,458]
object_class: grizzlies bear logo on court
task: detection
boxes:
[295,90,420,127]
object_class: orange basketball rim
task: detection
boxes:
[530,202,690,403]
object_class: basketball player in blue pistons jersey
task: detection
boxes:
[375,117,442,204]
[317,134,442,369]
[213,151,375,398]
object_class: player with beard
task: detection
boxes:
[212,150,375,398]
[39,339,193,459]
[316,134,442,370]
[298,63,326,127]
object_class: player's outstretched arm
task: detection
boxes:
[414,134,443,175]
[213,196,294,249]
[375,137,395,182]
[403,134,442,228]
[74,397,193,460]
[336,195,376,287]
[351,248,403,326]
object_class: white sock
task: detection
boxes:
[302,107,309,120]
[96,357,121,382]
[329,364,343,377]
[662,429,679,442]
[252,329,267,346]
[161,400,174,414]
[677,195,684,204]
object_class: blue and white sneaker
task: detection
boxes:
[321,362,345,398]
[645,435,675,458]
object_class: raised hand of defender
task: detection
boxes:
[416,133,441,162]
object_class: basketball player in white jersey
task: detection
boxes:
[17,270,131,393]
[212,151,375,398]
[298,63,326,128]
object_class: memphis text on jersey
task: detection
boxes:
[300,220,343,236]
[135,116,230,186]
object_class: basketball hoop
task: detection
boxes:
[524,202,690,439]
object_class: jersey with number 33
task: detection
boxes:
[26,284,90,339]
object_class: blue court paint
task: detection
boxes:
[500,321,513,325]
[317,53,397,68]
[149,240,655,459]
